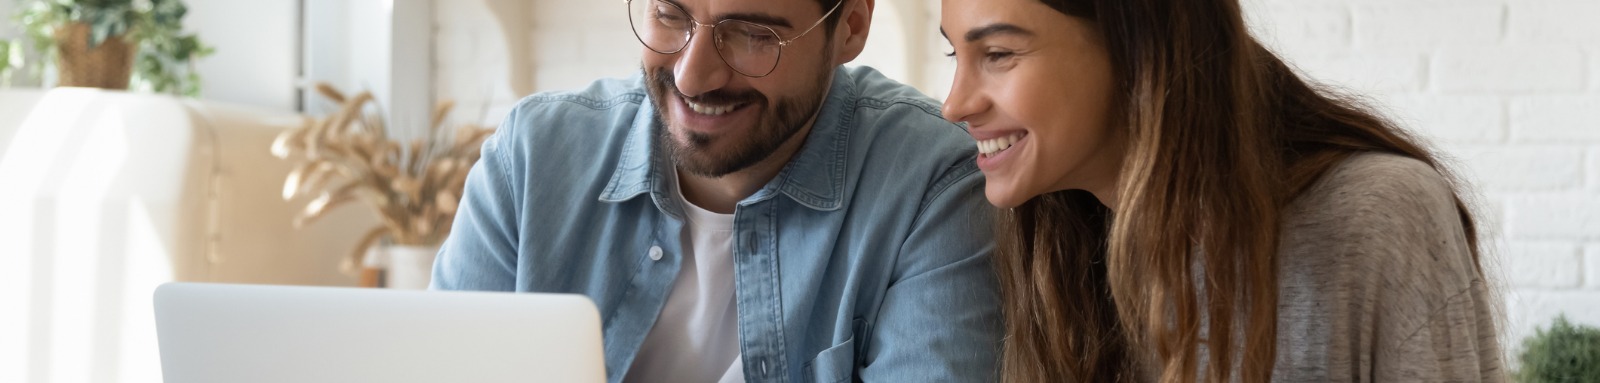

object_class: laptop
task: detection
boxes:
[153,283,606,383]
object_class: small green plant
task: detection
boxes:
[0,39,23,86]
[2,0,212,96]
[1516,315,1600,383]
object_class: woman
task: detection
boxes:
[939,0,1503,381]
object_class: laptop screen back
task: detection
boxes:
[153,283,605,383]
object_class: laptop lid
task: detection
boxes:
[153,283,605,383]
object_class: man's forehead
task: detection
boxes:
[669,0,821,12]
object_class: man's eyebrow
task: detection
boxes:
[659,0,796,30]
[721,12,794,29]
[964,23,1034,42]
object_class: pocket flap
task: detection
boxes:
[803,337,856,383]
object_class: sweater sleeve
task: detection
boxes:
[1273,153,1506,382]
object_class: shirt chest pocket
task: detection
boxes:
[802,336,856,383]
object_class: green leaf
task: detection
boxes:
[1516,315,1600,382]
[89,20,113,47]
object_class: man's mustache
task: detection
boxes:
[647,68,764,107]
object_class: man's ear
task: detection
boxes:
[832,0,874,65]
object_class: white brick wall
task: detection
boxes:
[1388,95,1506,142]
[436,0,1600,360]
[1508,290,1600,340]
[1353,2,1504,47]
[433,0,638,127]
[1513,96,1600,140]
[1249,4,1351,55]
[1308,55,1430,93]
[1510,194,1600,240]
[1506,242,1584,289]
[1590,49,1599,90]
[1437,47,1585,93]
[1259,0,1600,355]
[1450,145,1584,192]
[530,0,640,94]
[1586,245,1600,289]
[434,0,537,127]
[1509,2,1600,43]
[1589,150,1600,192]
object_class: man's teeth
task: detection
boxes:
[978,133,1025,156]
[687,100,737,116]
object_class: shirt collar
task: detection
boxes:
[599,67,856,213]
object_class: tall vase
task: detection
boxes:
[55,22,137,90]
[366,244,442,289]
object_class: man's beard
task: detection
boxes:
[645,66,830,178]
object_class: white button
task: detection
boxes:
[648,246,663,261]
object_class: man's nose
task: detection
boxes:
[673,28,733,97]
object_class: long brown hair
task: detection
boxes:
[995,1,1484,382]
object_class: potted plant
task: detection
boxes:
[273,83,495,289]
[3,0,212,95]
[1516,315,1600,382]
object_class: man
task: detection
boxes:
[432,0,999,381]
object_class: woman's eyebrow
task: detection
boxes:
[962,23,1034,43]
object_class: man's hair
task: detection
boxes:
[814,0,845,33]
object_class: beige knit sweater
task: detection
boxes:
[1271,152,1505,381]
[1137,153,1506,381]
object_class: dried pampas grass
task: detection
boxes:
[274,83,495,274]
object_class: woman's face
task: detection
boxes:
[941,0,1123,209]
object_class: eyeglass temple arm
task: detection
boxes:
[780,0,847,47]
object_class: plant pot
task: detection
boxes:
[56,22,138,90]
[364,243,442,290]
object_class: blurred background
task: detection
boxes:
[0,0,1595,381]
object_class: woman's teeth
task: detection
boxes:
[977,133,1025,157]
[687,100,738,116]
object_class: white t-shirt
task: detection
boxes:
[622,178,743,383]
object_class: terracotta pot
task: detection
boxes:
[55,22,138,90]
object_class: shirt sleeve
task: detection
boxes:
[429,108,525,292]
[1359,160,1505,382]
[858,165,1003,382]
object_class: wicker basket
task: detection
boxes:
[56,22,137,89]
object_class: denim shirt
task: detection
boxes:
[432,66,1001,383]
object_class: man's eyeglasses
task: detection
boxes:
[626,0,845,78]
